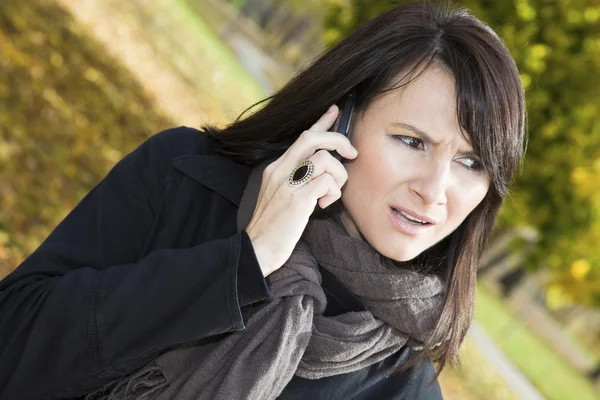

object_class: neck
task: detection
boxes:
[339,204,366,240]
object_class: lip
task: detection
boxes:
[388,206,437,237]
[391,205,438,225]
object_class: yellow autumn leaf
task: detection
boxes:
[546,282,573,310]
[570,259,591,280]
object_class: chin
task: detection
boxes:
[390,251,422,262]
[375,241,424,262]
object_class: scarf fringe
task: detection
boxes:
[84,361,168,400]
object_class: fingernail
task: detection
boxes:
[352,147,358,156]
[327,105,337,114]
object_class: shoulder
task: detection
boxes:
[126,126,221,174]
[101,126,220,193]
[142,126,216,158]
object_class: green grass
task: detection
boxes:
[173,0,265,102]
[475,285,599,400]
[440,337,520,400]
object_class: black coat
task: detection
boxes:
[0,127,443,400]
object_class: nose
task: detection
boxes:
[409,160,449,205]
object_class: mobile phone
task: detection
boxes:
[332,91,356,161]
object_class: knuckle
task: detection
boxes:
[330,131,345,140]
[300,130,315,141]
[309,175,328,195]
[323,172,336,186]
[312,149,331,163]
[263,164,274,178]
[330,178,342,193]
[266,159,277,170]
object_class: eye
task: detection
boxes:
[395,135,425,150]
[457,156,484,171]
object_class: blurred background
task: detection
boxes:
[1,0,599,398]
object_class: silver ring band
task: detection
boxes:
[288,160,315,187]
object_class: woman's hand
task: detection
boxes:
[246,105,359,277]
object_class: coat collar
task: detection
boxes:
[172,154,251,207]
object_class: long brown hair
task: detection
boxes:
[204,0,526,378]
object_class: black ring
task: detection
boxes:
[288,160,315,187]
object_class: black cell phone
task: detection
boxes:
[332,91,356,161]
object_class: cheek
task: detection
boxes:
[345,150,394,196]
[342,155,385,216]
[448,182,489,224]
[342,160,370,206]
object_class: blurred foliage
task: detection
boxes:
[324,0,600,307]
[230,0,324,14]
[0,0,173,278]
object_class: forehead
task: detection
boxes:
[366,66,473,148]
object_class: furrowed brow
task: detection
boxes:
[390,122,476,154]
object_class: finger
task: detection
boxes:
[275,131,357,183]
[303,173,341,209]
[318,194,340,209]
[307,150,348,190]
[308,104,339,133]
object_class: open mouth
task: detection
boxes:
[391,208,431,225]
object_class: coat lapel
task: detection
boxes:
[172,154,251,207]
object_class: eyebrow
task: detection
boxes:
[390,122,476,155]
[390,122,439,144]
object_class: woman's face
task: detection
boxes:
[341,65,491,261]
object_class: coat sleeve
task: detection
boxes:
[0,127,272,400]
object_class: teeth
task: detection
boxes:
[402,211,426,224]
[394,209,427,224]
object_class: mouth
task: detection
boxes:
[388,206,437,236]
[390,206,437,225]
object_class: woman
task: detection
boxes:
[0,1,526,399]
